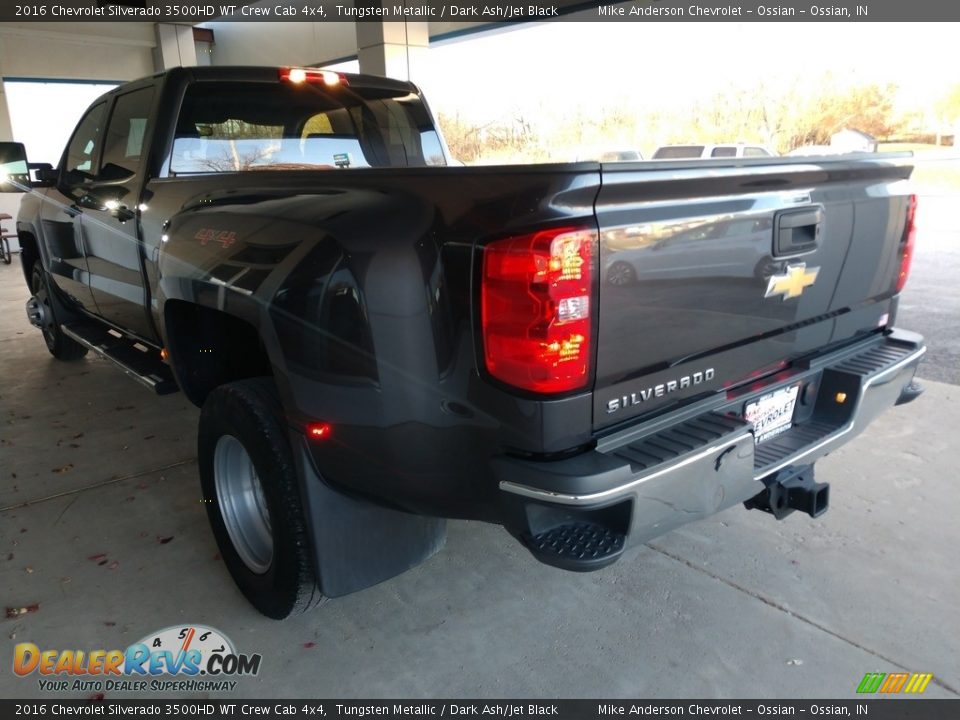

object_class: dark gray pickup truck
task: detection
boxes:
[1,66,924,619]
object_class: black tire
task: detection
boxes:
[0,238,11,264]
[30,263,88,361]
[198,378,324,619]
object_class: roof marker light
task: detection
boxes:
[279,67,346,87]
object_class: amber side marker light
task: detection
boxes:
[835,392,847,404]
[307,423,332,440]
[160,348,169,363]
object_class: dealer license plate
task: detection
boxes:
[745,385,800,444]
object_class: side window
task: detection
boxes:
[99,87,155,181]
[420,130,446,166]
[744,147,770,157]
[711,146,737,158]
[63,103,106,184]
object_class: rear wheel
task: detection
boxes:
[198,378,324,619]
[29,263,88,361]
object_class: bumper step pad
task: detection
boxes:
[752,337,921,476]
[612,413,747,472]
[528,522,625,572]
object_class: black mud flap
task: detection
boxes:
[293,437,446,598]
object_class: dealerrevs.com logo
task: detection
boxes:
[13,624,261,693]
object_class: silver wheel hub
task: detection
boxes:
[25,296,47,328]
[213,435,273,574]
[29,271,57,347]
[608,263,634,286]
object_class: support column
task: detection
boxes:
[355,2,428,82]
[0,83,14,143]
[0,38,14,142]
[153,23,198,71]
[0,39,23,244]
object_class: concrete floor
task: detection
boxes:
[1,206,958,700]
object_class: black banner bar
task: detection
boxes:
[2,699,958,719]
[3,1,960,23]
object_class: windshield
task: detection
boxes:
[169,80,447,174]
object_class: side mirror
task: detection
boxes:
[0,142,30,193]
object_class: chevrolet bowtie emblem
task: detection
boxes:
[764,263,820,301]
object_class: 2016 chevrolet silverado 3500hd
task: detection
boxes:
[1,66,925,619]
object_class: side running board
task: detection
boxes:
[60,322,179,395]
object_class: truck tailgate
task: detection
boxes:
[594,157,913,430]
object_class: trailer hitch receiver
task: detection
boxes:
[745,465,829,520]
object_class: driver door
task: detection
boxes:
[79,83,157,341]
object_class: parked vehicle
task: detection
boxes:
[604,215,776,286]
[3,66,925,619]
[652,143,774,159]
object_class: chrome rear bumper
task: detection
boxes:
[496,329,925,569]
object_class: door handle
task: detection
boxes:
[773,206,823,256]
[108,204,136,222]
[779,208,823,230]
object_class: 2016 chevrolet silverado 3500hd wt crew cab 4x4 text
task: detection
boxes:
[1,66,925,619]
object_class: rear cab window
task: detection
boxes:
[169,80,446,174]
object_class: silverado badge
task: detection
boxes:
[764,263,820,301]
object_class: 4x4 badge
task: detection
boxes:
[765,263,820,301]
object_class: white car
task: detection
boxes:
[652,143,774,160]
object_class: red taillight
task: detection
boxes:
[307,422,332,440]
[896,194,917,293]
[481,226,596,394]
[279,67,347,87]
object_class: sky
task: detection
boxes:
[415,22,960,126]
